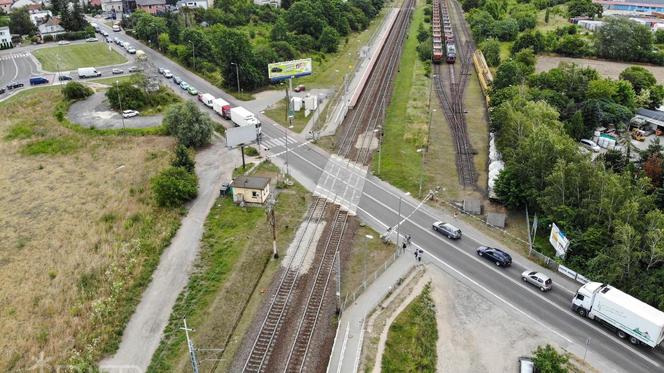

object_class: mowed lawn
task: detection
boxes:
[33,43,127,71]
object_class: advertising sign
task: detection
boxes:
[268,58,313,82]
[226,125,258,148]
[549,223,570,258]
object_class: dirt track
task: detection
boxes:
[536,56,664,83]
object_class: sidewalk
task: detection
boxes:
[327,252,414,373]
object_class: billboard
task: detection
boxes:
[226,125,259,148]
[549,223,570,258]
[268,58,313,82]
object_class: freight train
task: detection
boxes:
[432,0,456,64]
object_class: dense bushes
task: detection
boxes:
[63,82,93,101]
[151,166,198,208]
[164,101,213,148]
[106,78,179,111]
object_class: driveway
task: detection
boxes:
[68,92,163,129]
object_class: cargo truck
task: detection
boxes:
[199,93,215,107]
[212,98,231,119]
[572,282,664,347]
[77,67,101,78]
[230,106,261,132]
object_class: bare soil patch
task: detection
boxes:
[537,56,664,82]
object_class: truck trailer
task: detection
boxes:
[199,93,215,108]
[572,282,664,347]
[212,98,231,119]
[230,106,261,132]
[77,67,101,78]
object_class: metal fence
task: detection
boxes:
[340,248,403,310]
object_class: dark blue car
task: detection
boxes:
[476,246,512,267]
[29,77,49,86]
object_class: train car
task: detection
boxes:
[446,43,456,64]
[433,45,444,63]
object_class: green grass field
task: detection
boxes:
[382,283,438,372]
[536,5,570,33]
[33,43,127,72]
[371,0,428,196]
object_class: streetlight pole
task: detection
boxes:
[189,41,195,71]
[231,62,240,93]
[116,80,125,129]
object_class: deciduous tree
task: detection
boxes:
[164,101,213,148]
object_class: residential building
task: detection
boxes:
[30,10,53,25]
[253,0,280,7]
[230,176,272,204]
[0,0,12,13]
[11,0,40,10]
[136,0,165,14]
[0,26,12,49]
[38,17,65,38]
[90,0,102,6]
[594,0,664,14]
[101,0,123,12]
[175,0,208,9]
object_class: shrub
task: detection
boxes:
[106,82,148,110]
[63,82,93,101]
[164,101,213,148]
[243,146,259,156]
[172,144,195,172]
[151,166,198,208]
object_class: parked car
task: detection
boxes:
[101,30,109,37]
[58,74,72,81]
[112,68,123,75]
[179,81,190,90]
[0,88,6,94]
[127,47,136,54]
[163,70,173,78]
[187,86,198,95]
[432,221,462,239]
[158,67,165,74]
[122,110,139,118]
[294,84,305,92]
[476,246,512,267]
[521,270,553,292]
[518,357,534,373]
[112,25,121,32]
[86,37,98,42]
[57,40,70,45]
[580,139,600,152]
[7,81,24,90]
[106,36,113,43]
[114,37,121,44]
[128,66,141,72]
[29,77,49,85]
[173,76,182,84]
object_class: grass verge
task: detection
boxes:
[0,88,181,370]
[381,283,438,372]
[89,74,139,86]
[147,162,311,373]
[263,97,310,133]
[371,0,428,196]
[32,43,127,72]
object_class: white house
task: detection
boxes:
[101,0,123,12]
[11,0,38,10]
[175,0,208,9]
[0,26,12,49]
[30,10,53,26]
[253,0,280,7]
[38,18,65,38]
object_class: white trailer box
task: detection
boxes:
[230,106,261,132]
[77,67,101,78]
[572,282,664,347]
[199,93,215,107]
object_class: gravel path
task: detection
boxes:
[68,92,163,130]
[99,136,241,372]
[536,56,664,83]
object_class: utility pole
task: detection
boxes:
[190,41,195,71]
[284,80,292,180]
[231,62,240,93]
[265,194,279,259]
[116,80,125,129]
[182,319,200,373]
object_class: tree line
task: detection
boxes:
[488,48,664,309]
[125,0,384,91]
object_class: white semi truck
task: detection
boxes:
[572,282,664,347]
[230,106,261,133]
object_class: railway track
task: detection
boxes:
[433,0,477,187]
[243,198,328,373]
[283,208,348,372]
[337,0,415,165]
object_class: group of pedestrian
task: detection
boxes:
[414,248,424,262]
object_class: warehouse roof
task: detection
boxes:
[231,176,270,190]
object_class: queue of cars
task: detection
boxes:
[431,219,553,292]
[158,68,200,96]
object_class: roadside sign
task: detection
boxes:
[549,223,570,258]
[268,58,313,82]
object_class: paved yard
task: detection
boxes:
[68,92,163,129]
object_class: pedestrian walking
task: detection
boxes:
[414,250,419,261]
[406,235,412,246]
[402,242,407,251]
[418,249,424,262]
[453,211,458,220]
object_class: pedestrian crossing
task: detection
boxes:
[0,53,31,61]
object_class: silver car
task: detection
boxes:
[521,270,552,291]
[432,221,461,239]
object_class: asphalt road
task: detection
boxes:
[91,19,664,373]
